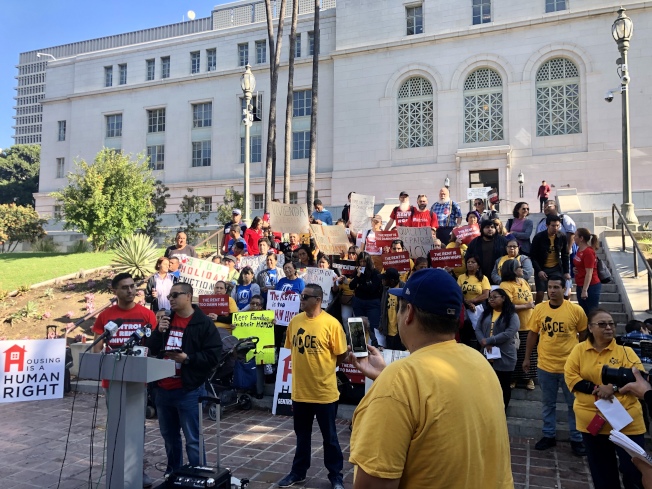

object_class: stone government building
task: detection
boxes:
[15,0,652,221]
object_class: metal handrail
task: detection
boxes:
[611,204,652,313]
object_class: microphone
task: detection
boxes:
[85,320,122,352]
[117,324,152,353]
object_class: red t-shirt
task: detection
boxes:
[390,206,414,227]
[92,304,157,388]
[158,314,193,390]
[573,247,600,287]
[410,209,439,228]
[244,228,263,256]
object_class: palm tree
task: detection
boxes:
[283,0,299,204]
[307,0,320,214]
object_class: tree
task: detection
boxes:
[307,0,320,214]
[216,187,245,226]
[283,0,299,203]
[176,187,209,243]
[0,203,48,252]
[143,180,170,237]
[0,145,40,207]
[51,149,155,251]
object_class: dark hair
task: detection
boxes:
[391,239,405,250]
[512,202,528,218]
[155,256,169,271]
[500,259,519,282]
[480,288,516,327]
[258,237,271,247]
[172,281,193,296]
[304,283,323,301]
[168,256,179,263]
[266,252,278,263]
[233,241,245,251]
[587,308,613,343]
[358,251,375,275]
[348,245,360,255]
[414,257,428,269]
[283,261,297,271]
[298,245,316,266]
[576,228,599,251]
[211,255,221,263]
[546,214,561,226]
[251,216,261,229]
[249,294,264,304]
[111,272,133,289]
[547,274,564,286]
[175,231,187,238]
[237,266,255,285]
[398,298,459,334]
[317,253,331,266]
[625,319,645,334]
[466,211,478,222]
[465,255,484,281]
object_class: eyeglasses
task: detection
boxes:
[300,294,320,301]
[167,291,189,300]
[590,321,615,329]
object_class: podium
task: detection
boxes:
[78,353,175,489]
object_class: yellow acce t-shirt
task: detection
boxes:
[284,310,348,403]
[500,278,533,331]
[528,300,587,373]
[457,274,490,301]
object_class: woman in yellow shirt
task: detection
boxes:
[457,255,490,345]
[565,309,646,489]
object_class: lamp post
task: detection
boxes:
[612,7,638,227]
[240,65,256,224]
[444,175,451,189]
[517,171,524,199]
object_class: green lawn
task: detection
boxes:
[0,252,116,291]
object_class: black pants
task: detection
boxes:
[494,370,513,409]
[385,334,406,351]
[539,196,547,212]
[582,432,645,489]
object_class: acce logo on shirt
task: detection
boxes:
[291,327,323,355]
[541,316,568,338]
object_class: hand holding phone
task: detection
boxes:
[348,318,368,358]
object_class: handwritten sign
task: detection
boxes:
[452,224,481,245]
[467,187,491,200]
[374,230,399,248]
[396,226,435,259]
[429,248,463,268]
[349,193,375,232]
[232,311,276,364]
[237,255,266,275]
[267,290,301,326]
[304,267,336,305]
[272,348,293,415]
[382,252,411,273]
[310,224,350,255]
[333,259,357,276]
[268,202,310,234]
[198,294,230,316]
[179,257,229,296]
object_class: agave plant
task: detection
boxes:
[112,234,160,279]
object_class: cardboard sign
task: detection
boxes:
[1,339,66,403]
[268,202,310,234]
[232,311,276,364]
[179,257,229,296]
[198,294,230,316]
[304,267,336,305]
[375,230,399,248]
[349,193,375,232]
[467,187,491,200]
[333,259,357,276]
[429,248,463,268]
[310,224,350,255]
[382,252,411,273]
[396,226,435,259]
[452,224,481,245]
[272,347,293,415]
[267,290,301,326]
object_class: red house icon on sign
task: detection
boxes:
[4,344,27,372]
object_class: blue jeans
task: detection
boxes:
[538,368,581,442]
[155,386,205,473]
[291,401,343,485]
[583,432,644,489]
[577,282,602,316]
[352,297,381,346]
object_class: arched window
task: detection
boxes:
[397,77,434,149]
[463,68,503,143]
[536,58,580,136]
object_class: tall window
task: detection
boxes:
[104,66,113,87]
[202,197,213,212]
[118,64,127,85]
[546,0,567,12]
[147,109,166,133]
[193,103,212,128]
[241,136,262,163]
[190,52,200,74]
[406,6,423,35]
[463,68,503,143]
[397,77,434,149]
[238,43,249,66]
[253,194,264,210]
[106,114,122,138]
[206,49,216,71]
[54,205,62,219]
[57,121,66,141]
[161,56,170,79]
[536,58,581,136]
[294,35,302,58]
[255,40,266,64]
[473,0,491,25]
[292,131,310,159]
[308,32,316,56]
[146,59,155,81]
[289,192,298,204]
[56,158,65,178]
[192,141,212,167]
[147,145,165,170]
[293,90,312,117]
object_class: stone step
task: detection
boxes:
[570,292,620,302]
[507,398,568,421]
[511,385,568,403]
[507,417,571,441]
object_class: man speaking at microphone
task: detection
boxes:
[147,281,222,477]
[91,272,158,487]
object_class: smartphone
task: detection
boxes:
[348,318,368,358]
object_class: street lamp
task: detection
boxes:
[36,53,57,61]
[444,175,450,189]
[612,7,638,227]
[240,64,256,224]
[517,171,525,199]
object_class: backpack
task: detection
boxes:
[596,257,613,284]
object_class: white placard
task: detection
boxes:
[179,257,229,296]
[349,193,375,232]
[304,267,335,305]
[267,290,301,326]
[467,187,491,200]
[272,347,293,415]
[396,226,435,259]
[268,202,310,234]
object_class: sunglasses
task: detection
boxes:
[167,291,189,300]
[590,321,615,329]
[300,294,320,301]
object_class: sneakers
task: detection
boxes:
[278,473,306,487]
[571,440,587,456]
[510,382,516,389]
[142,471,153,488]
[526,379,535,390]
[535,436,557,451]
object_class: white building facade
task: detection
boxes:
[32,0,652,219]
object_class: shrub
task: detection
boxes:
[0,203,47,252]
[69,239,91,254]
[32,238,59,253]
[112,234,160,279]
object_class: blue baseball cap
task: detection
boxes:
[388,269,462,318]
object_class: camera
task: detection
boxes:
[605,91,615,103]
[621,74,631,85]
[601,365,650,388]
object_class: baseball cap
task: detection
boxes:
[232,209,242,215]
[389,269,462,318]
[222,255,236,263]
[380,268,400,282]
[399,191,409,197]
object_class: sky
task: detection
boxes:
[0,0,236,151]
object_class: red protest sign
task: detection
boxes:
[382,252,411,273]
[429,248,463,268]
[375,230,399,248]
[198,294,230,316]
[452,224,480,245]
[333,259,357,276]
[338,363,365,384]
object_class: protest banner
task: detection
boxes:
[232,311,275,364]
[396,226,435,258]
[198,294,230,316]
[333,259,357,276]
[304,267,336,305]
[272,348,293,415]
[179,257,229,296]
[1,339,66,403]
[237,255,267,275]
[267,290,301,326]
[349,193,375,232]
[429,248,463,268]
[452,223,481,245]
[374,230,399,248]
[310,224,350,255]
[337,363,365,385]
[268,201,310,234]
[467,187,491,200]
[382,252,411,272]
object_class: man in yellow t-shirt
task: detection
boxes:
[523,275,588,456]
[347,269,513,489]
[279,283,348,489]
